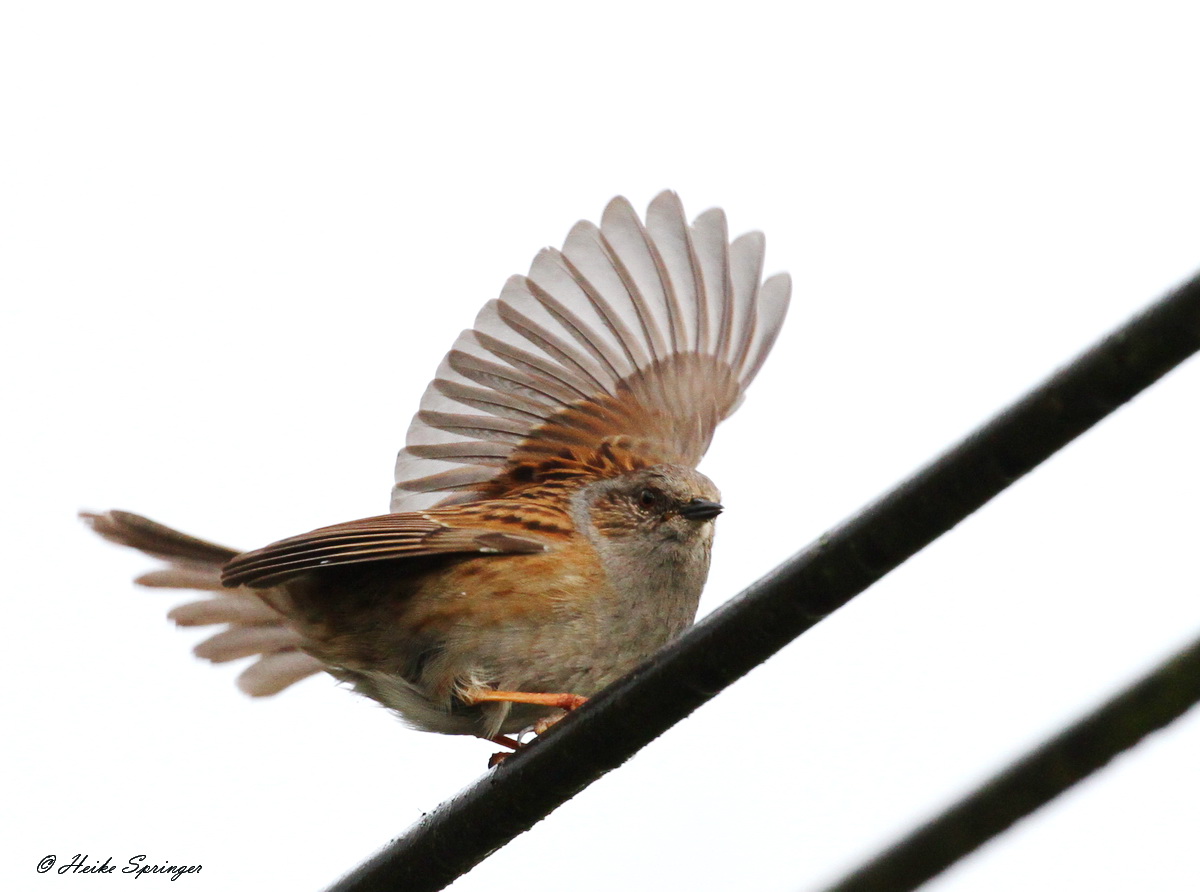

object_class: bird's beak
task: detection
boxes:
[679,498,724,520]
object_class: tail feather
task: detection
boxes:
[81,510,239,565]
[167,596,281,627]
[136,568,226,591]
[238,650,326,697]
[193,626,306,663]
[81,510,324,696]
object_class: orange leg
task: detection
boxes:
[465,689,589,711]
[482,733,522,768]
[467,689,589,767]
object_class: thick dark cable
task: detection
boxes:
[815,628,1200,892]
[327,271,1200,892]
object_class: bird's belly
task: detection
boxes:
[318,547,707,736]
[502,602,690,689]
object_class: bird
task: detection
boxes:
[83,191,791,761]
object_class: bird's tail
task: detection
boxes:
[81,510,323,696]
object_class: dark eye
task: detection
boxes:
[638,488,664,510]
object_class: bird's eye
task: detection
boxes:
[638,488,664,511]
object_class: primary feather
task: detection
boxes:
[392,191,791,511]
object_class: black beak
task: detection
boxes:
[679,498,724,521]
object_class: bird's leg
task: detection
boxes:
[481,732,522,769]
[466,689,589,711]
[465,689,589,767]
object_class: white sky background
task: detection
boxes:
[5,2,1200,889]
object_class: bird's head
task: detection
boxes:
[573,465,722,545]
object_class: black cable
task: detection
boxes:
[815,629,1200,892]
[326,270,1200,892]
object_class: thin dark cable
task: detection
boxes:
[814,628,1200,892]
[327,271,1200,892]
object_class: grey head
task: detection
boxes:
[571,465,723,634]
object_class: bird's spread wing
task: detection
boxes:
[392,191,791,511]
[221,509,554,588]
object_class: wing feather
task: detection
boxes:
[470,328,594,401]
[448,344,583,406]
[691,207,732,358]
[561,223,655,373]
[741,272,792,387]
[221,510,553,588]
[523,270,629,385]
[644,191,697,352]
[490,291,618,394]
[599,196,672,363]
[393,192,791,511]
[728,231,766,374]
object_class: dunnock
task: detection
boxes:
[84,191,790,757]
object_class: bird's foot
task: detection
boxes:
[486,734,521,767]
